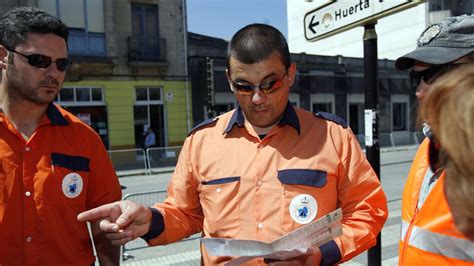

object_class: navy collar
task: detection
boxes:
[224,105,245,133]
[278,102,300,135]
[224,102,300,135]
[46,103,69,126]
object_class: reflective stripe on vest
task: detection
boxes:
[401,220,474,262]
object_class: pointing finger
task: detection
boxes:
[77,202,120,222]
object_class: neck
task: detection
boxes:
[1,95,48,139]
[250,122,276,135]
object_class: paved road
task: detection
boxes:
[117,146,418,265]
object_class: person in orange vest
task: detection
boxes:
[419,64,474,242]
[77,23,388,265]
[395,15,474,264]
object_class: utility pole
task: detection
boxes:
[364,23,381,266]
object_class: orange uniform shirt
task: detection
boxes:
[0,104,122,266]
[148,104,388,265]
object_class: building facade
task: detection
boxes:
[0,0,191,149]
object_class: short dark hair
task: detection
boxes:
[227,23,290,71]
[0,7,69,51]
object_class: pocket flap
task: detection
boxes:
[51,153,90,172]
[277,169,327,187]
[201,176,240,185]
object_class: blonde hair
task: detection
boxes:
[420,63,474,239]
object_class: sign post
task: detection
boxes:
[363,23,381,266]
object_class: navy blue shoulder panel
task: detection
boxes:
[188,117,219,136]
[314,112,348,129]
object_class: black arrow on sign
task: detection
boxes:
[308,15,319,34]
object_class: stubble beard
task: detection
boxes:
[6,70,60,105]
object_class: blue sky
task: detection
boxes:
[186,0,288,40]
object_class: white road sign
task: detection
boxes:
[304,0,426,42]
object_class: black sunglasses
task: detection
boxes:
[8,49,71,72]
[231,73,287,95]
[409,64,462,87]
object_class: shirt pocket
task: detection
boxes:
[277,169,327,231]
[45,152,90,206]
[199,176,241,238]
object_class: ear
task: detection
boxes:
[226,68,235,93]
[0,45,8,69]
[287,62,297,87]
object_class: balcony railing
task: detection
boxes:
[128,36,166,62]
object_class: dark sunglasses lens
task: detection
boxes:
[234,83,253,94]
[56,59,71,71]
[409,71,421,86]
[28,54,52,68]
[260,79,282,93]
[424,65,455,84]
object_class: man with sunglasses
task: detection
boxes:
[78,23,388,265]
[395,14,474,265]
[0,7,121,265]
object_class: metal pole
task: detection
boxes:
[363,23,381,266]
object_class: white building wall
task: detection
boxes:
[287,1,429,59]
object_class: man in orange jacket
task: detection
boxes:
[395,15,474,265]
[78,24,388,265]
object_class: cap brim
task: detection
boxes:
[395,46,474,70]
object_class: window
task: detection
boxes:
[391,94,409,131]
[135,87,162,102]
[130,3,164,61]
[56,87,104,104]
[392,102,408,131]
[313,103,333,113]
[39,0,106,57]
[54,86,108,147]
[134,87,165,147]
[347,94,364,135]
[311,93,335,113]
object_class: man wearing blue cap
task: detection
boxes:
[395,14,474,265]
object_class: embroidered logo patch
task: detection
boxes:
[62,172,83,198]
[417,24,441,47]
[289,194,318,224]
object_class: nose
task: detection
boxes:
[415,80,430,101]
[251,89,266,105]
[44,62,63,78]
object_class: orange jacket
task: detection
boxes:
[0,104,122,266]
[148,105,388,265]
[399,138,474,265]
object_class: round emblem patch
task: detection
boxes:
[417,24,441,47]
[289,194,318,224]
[62,172,83,198]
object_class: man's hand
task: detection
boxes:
[77,200,152,246]
[264,248,321,266]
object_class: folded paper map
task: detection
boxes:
[201,208,343,265]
